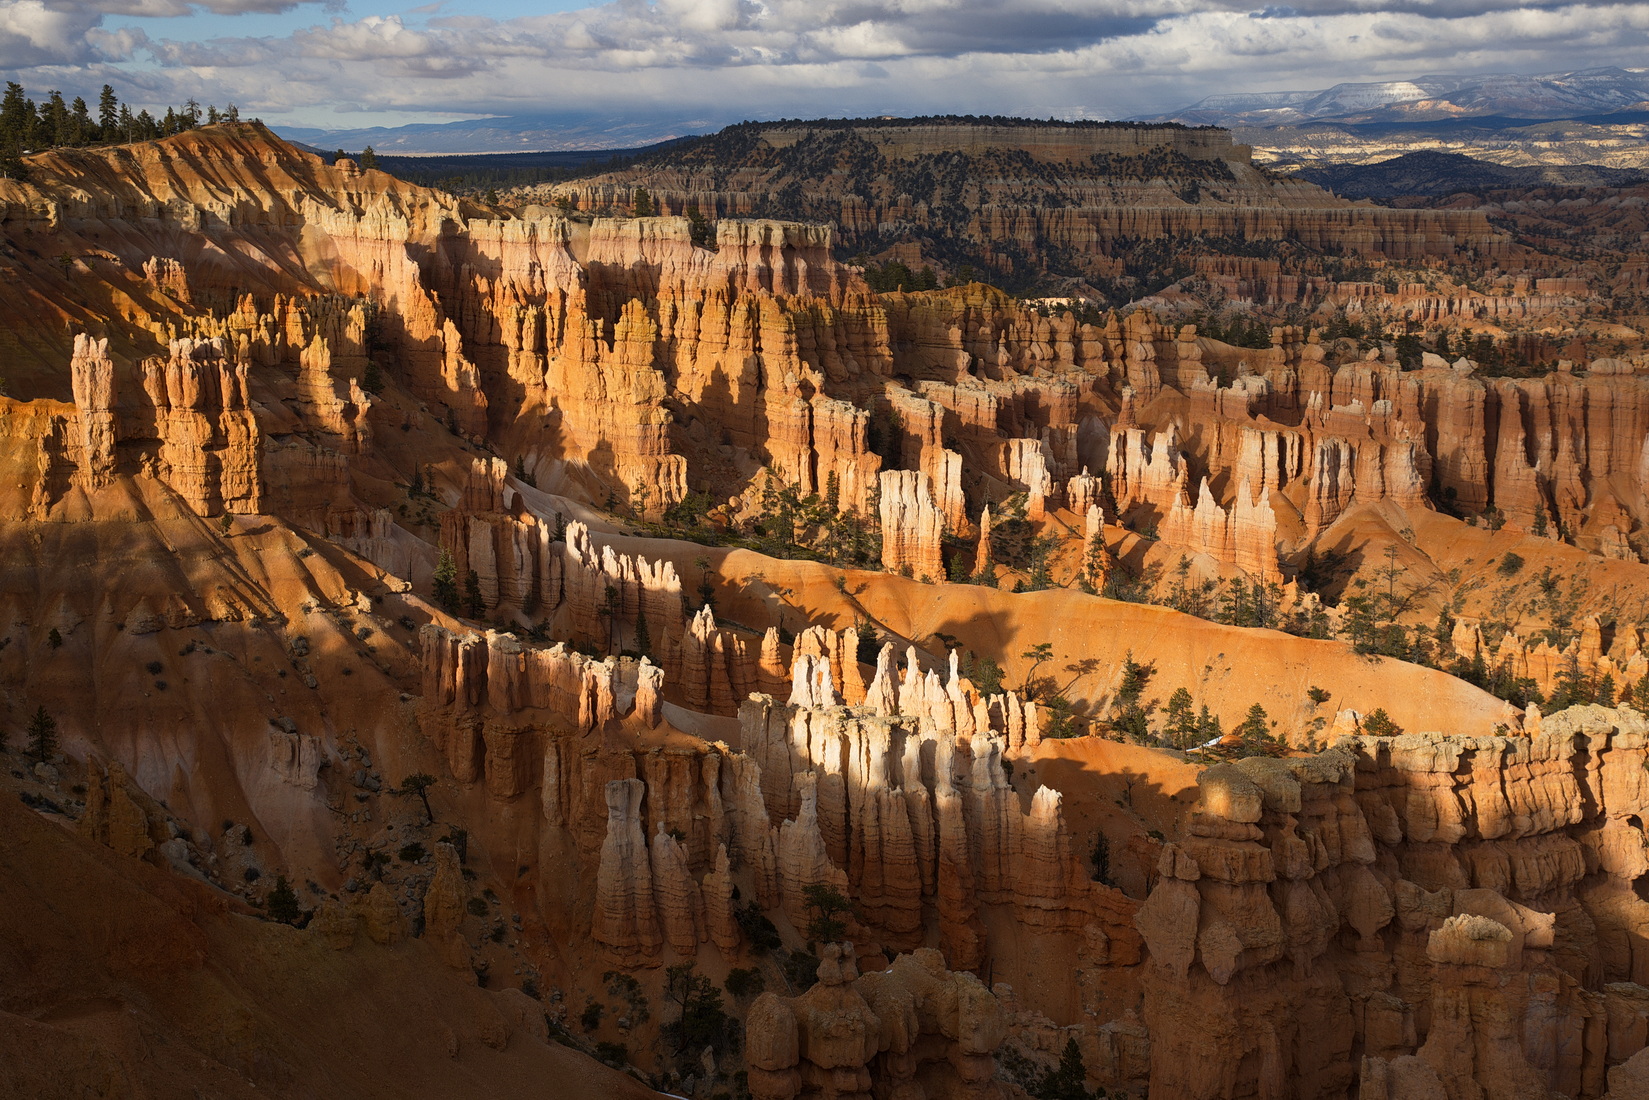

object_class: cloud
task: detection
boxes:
[5,0,1649,128]
[0,0,329,70]
[64,0,325,13]
[0,0,104,66]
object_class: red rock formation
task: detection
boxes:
[62,332,265,514]
[879,470,945,580]
[69,334,117,491]
[1135,708,1649,1098]
[10,122,1649,1100]
[554,121,1504,293]
[592,778,663,962]
[736,646,1131,968]
[746,944,1008,1100]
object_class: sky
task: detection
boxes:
[4,0,1649,133]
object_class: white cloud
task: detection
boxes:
[59,0,324,14]
[0,0,103,66]
[5,0,1649,127]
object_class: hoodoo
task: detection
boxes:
[1,106,1647,1100]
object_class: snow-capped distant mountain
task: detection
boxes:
[1147,67,1649,127]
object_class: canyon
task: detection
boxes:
[1,118,1648,1100]
[521,118,1507,295]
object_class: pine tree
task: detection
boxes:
[359,145,378,171]
[26,705,57,763]
[1089,834,1110,885]
[394,772,437,824]
[1037,1037,1097,1100]
[633,604,652,659]
[1196,704,1223,743]
[1234,703,1276,754]
[1361,708,1404,737]
[433,549,458,611]
[97,85,118,135]
[1549,649,1590,711]
[463,570,484,619]
[1630,675,1649,717]
[1,83,31,177]
[69,97,90,145]
[265,875,303,924]
[1163,687,1199,749]
[42,91,69,146]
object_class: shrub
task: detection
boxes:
[1497,553,1525,577]
[397,842,427,862]
[962,654,1005,697]
[1361,708,1404,737]
[782,949,820,992]
[603,970,650,1025]
[265,875,303,925]
[725,967,765,998]
[1035,1036,1101,1100]
[467,896,489,917]
[1090,834,1111,885]
[433,550,459,611]
[580,1000,605,1031]
[662,963,739,1062]
[801,883,851,943]
[25,705,57,763]
[735,901,782,954]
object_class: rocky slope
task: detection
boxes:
[1292,151,1648,200]
[0,760,659,1099]
[1,121,1648,1099]
[517,117,1504,293]
[1237,114,1649,172]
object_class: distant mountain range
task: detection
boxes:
[272,67,1649,164]
[1148,66,1649,127]
[1143,68,1649,171]
[274,112,729,156]
[1289,150,1648,200]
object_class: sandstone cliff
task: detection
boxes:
[1135,706,1649,1099]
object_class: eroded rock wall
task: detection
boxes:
[1135,706,1649,1099]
